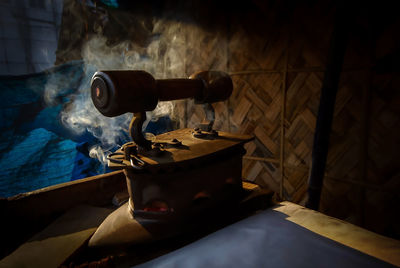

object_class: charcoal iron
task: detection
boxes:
[88,70,254,248]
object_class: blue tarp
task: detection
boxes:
[0,61,103,197]
[0,61,173,197]
[135,208,396,268]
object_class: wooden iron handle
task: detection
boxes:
[91,70,233,117]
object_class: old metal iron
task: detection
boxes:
[88,70,253,248]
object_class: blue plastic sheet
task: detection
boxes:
[135,209,396,268]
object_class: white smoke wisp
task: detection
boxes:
[152,101,174,120]
[89,144,110,169]
[60,85,132,149]
[43,69,79,106]
[54,9,230,167]
[58,18,190,164]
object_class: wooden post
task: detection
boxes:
[305,5,350,210]
[280,43,289,200]
[358,13,375,226]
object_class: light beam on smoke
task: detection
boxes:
[48,3,229,167]
[57,19,186,165]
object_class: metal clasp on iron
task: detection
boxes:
[129,155,147,170]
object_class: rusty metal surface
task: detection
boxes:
[88,126,253,248]
[126,152,244,217]
[86,69,256,249]
[108,128,253,170]
[64,182,274,267]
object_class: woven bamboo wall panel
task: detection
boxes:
[230,74,282,144]
[228,8,287,72]
[288,2,333,69]
[172,22,229,131]
[319,72,364,221]
[363,73,400,235]
[282,72,321,201]
[321,179,358,219]
[228,73,282,194]
[176,0,399,237]
[229,30,286,71]
[327,72,363,176]
[368,74,400,184]
[184,26,228,75]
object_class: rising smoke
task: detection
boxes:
[51,17,188,165]
[45,3,229,167]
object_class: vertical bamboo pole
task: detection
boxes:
[359,70,370,226]
[227,12,232,133]
[359,14,374,226]
[227,14,232,133]
[280,36,289,200]
[183,26,188,128]
[306,5,349,210]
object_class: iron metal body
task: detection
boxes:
[88,70,253,248]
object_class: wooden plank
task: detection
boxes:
[262,73,281,99]
[286,152,301,167]
[301,108,317,131]
[288,82,314,123]
[247,105,263,122]
[294,140,311,165]
[264,118,279,137]
[242,160,254,179]
[239,120,256,135]
[326,137,354,171]
[246,161,264,182]
[264,91,281,122]
[287,72,309,101]
[232,97,252,126]
[0,205,113,268]
[2,171,126,259]
[260,172,280,193]
[283,178,295,197]
[275,201,400,267]
[291,181,308,203]
[246,88,269,112]
[230,77,247,107]
[244,141,257,156]
[280,43,289,200]
[327,141,359,180]
[260,161,280,183]
[305,72,323,94]
[240,76,271,102]
[243,156,280,164]
[242,181,261,191]
[254,125,278,155]
[334,85,353,116]
[285,116,302,140]
[287,168,308,191]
